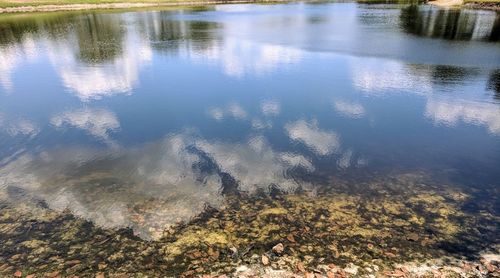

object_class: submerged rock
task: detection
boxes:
[261,255,270,266]
[272,243,285,254]
[406,233,419,242]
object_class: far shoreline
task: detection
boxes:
[0,0,499,15]
[0,0,293,14]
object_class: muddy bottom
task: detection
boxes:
[0,173,499,277]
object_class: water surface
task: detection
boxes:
[0,2,499,276]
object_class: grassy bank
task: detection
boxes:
[0,0,293,12]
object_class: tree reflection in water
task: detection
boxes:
[400,4,500,41]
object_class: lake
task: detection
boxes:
[0,2,499,277]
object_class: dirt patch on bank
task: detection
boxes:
[428,0,463,7]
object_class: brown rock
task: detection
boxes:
[287,234,296,243]
[337,269,347,278]
[486,263,496,272]
[26,275,36,278]
[182,270,195,276]
[367,243,374,250]
[406,233,419,241]
[462,262,473,271]
[296,262,306,273]
[95,273,105,278]
[14,270,22,277]
[65,260,81,266]
[384,252,397,258]
[261,254,270,265]
[192,250,203,258]
[208,247,219,260]
[384,270,406,277]
[45,271,60,278]
[326,271,335,278]
[420,238,433,246]
[272,243,285,254]
[305,273,315,278]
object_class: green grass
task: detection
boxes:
[0,0,182,8]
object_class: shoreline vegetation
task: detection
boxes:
[0,0,499,13]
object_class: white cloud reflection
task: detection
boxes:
[261,100,280,116]
[338,149,353,169]
[208,107,225,121]
[425,98,500,134]
[347,54,500,135]
[0,134,223,240]
[285,119,340,156]
[0,132,315,239]
[50,108,120,145]
[227,103,248,119]
[0,114,39,139]
[189,38,303,78]
[0,38,39,93]
[196,136,313,193]
[208,103,248,121]
[349,57,432,94]
[46,33,152,101]
[333,100,365,119]
[0,46,17,93]
[251,118,272,130]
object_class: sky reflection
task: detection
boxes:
[0,3,499,238]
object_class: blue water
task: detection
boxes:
[0,2,499,236]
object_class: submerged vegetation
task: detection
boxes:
[1,173,498,277]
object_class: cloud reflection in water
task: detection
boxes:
[0,132,315,239]
[333,100,365,119]
[425,98,500,134]
[0,113,39,139]
[51,108,121,146]
[285,119,340,156]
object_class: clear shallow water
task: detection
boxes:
[0,2,499,243]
